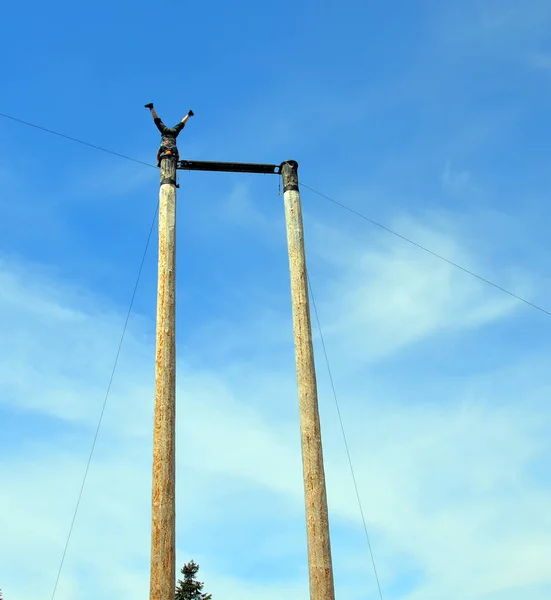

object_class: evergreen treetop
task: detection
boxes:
[175,560,212,600]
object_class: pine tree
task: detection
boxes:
[175,560,212,600]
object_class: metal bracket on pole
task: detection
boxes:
[177,159,282,175]
[160,177,178,187]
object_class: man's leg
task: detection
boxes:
[145,104,159,120]
[172,110,194,134]
[145,102,165,126]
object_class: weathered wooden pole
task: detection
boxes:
[150,154,177,600]
[281,160,336,600]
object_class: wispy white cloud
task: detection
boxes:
[441,161,473,195]
[221,181,274,232]
[306,211,524,366]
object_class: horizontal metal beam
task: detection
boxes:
[177,159,281,175]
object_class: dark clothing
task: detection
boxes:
[154,117,186,153]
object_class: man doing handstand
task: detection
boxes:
[144,102,194,167]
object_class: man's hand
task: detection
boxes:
[188,109,194,117]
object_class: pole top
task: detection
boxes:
[281,160,299,192]
[281,159,299,170]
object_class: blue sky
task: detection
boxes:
[2,0,551,598]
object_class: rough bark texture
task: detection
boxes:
[281,161,336,600]
[150,155,177,600]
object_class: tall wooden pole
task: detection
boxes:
[150,154,177,600]
[281,160,336,600]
